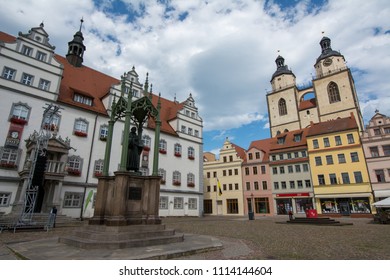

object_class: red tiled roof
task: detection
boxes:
[148,95,183,136]
[269,127,309,152]
[231,143,246,161]
[298,98,316,111]
[307,113,358,137]
[0,31,15,42]
[55,55,119,115]
[1,30,184,137]
[247,138,272,161]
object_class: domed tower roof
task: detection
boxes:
[316,36,343,63]
[271,55,295,81]
[66,18,86,67]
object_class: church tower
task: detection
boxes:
[313,36,364,132]
[266,36,364,137]
[66,19,86,67]
[267,55,301,137]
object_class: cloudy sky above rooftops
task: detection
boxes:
[1,0,389,154]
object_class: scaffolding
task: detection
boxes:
[19,104,62,222]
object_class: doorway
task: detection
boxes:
[339,200,350,215]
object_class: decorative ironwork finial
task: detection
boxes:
[79,17,84,32]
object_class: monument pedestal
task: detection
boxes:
[89,172,161,226]
[60,172,184,249]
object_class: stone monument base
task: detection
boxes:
[59,172,185,249]
[59,224,184,249]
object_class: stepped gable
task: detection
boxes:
[307,113,358,137]
[231,142,246,161]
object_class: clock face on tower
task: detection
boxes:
[323,58,333,67]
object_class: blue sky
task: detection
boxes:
[1,0,389,156]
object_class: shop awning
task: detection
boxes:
[372,197,390,208]
[314,193,372,198]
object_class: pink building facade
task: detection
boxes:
[242,139,274,216]
[361,111,390,201]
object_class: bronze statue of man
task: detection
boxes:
[126,127,143,172]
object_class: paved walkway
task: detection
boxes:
[1,215,389,260]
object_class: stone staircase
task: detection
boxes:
[287,217,353,226]
[59,224,184,249]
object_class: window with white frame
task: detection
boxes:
[173,171,181,185]
[36,51,47,61]
[159,196,168,209]
[21,73,34,85]
[159,139,167,153]
[74,119,88,136]
[38,79,51,91]
[63,192,82,208]
[174,143,182,156]
[188,127,193,135]
[2,67,16,80]
[181,125,186,133]
[94,159,104,177]
[0,193,12,207]
[188,198,197,210]
[174,197,184,209]
[99,125,108,140]
[67,155,82,176]
[0,147,19,168]
[158,168,166,184]
[21,45,33,56]
[187,173,195,187]
[74,93,93,106]
[10,103,30,122]
[188,147,195,159]
[194,130,199,137]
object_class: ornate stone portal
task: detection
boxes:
[60,73,184,249]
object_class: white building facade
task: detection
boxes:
[0,24,203,218]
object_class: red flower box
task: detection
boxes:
[67,169,81,176]
[187,182,195,187]
[74,130,87,137]
[10,117,27,125]
[188,156,195,160]
[174,152,182,157]
[0,162,17,169]
[173,181,181,186]
[94,171,102,177]
[143,146,150,151]
[160,180,166,185]
[159,149,167,154]
[43,123,57,131]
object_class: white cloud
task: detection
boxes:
[1,0,390,135]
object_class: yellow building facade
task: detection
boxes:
[307,115,374,217]
[203,138,245,216]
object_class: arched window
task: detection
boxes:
[278,98,287,116]
[328,82,341,103]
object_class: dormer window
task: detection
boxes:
[277,136,286,145]
[74,93,93,106]
[294,133,302,142]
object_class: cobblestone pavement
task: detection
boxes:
[1,215,389,260]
